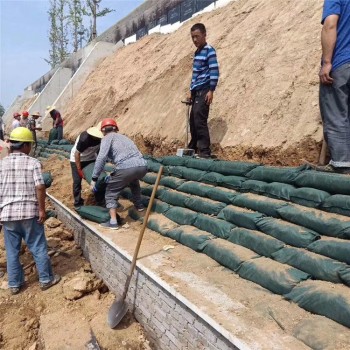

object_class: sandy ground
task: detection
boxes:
[40,156,350,350]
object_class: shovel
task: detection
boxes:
[107,166,164,328]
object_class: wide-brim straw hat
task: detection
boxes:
[87,125,103,139]
[46,106,56,113]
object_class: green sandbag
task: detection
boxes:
[184,196,226,216]
[51,140,59,145]
[206,187,238,204]
[186,157,214,171]
[238,257,310,295]
[228,227,285,257]
[290,187,330,208]
[285,280,350,328]
[220,175,246,190]
[272,247,350,285]
[201,172,225,185]
[204,239,259,272]
[256,217,320,248]
[241,179,267,194]
[321,195,350,217]
[209,160,259,176]
[295,170,350,195]
[246,165,308,184]
[42,172,53,188]
[166,225,214,252]
[140,183,153,197]
[58,139,70,145]
[48,128,58,144]
[233,193,288,218]
[147,213,179,236]
[82,163,107,194]
[307,238,350,265]
[218,205,265,230]
[264,182,296,201]
[177,181,213,197]
[146,199,171,214]
[164,207,198,226]
[277,205,350,239]
[120,188,132,199]
[193,214,235,239]
[147,160,162,173]
[142,172,158,184]
[57,145,73,152]
[167,166,183,178]
[159,190,190,207]
[160,156,189,167]
[128,207,142,221]
[159,176,186,189]
[180,167,207,182]
[76,206,110,223]
[45,210,57,219]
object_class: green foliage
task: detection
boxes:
[0,103,5,117]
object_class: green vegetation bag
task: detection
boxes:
[321,195,350,217]
[45,210,57,219]
[76,206,110,223]
[238,257,310,295]
[147,213,179,236]
[167,166,183,178]
[184,196,226,216]
[194,214,235,239]
[164,207,198,225]
[240,179,267,195]
[180,167,207,182]
[289,187,330,208]
[82,163,107,195]
[147,199,171,214]
[51,140,59,145]
[220,175,246,190]
[120,188,133,199]
[58,139,70,145]
[140,183,153,197]
[307,238,350,265]
[159,176,186,189]
[166,226,214,252]
[272,247,350,285]
[177,181,214,197]
[142,173,158,184]
[218,205,265,230]
[264,182,296,201]
[42,172,53,188]
[246,165,308,184]
[206,187,238,204]
[160,156,189,167]
[186,157,214,171]
[295,171,350,195]
[147,160,162,173]
[228,227,285,257]
[233,193,288,218]
[57,144,73,152]
[277,205,350,239]
[159,190,190,207]
[256,217,320,248]
[285,280,350,328]
[209,160,259,176]
[48,128,58,144]
[201,172,225,185]
[204,239,259,272]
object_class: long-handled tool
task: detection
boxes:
[176,101,195,157]
[107,166,164,328]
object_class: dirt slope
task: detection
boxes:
[62,0,324,165]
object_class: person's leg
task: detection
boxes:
[128,166,148,209]
[70,162,84,207]
[0,130,4,141]
[188,98,198,152]
[3,221,25,289]
[57,126,63,141]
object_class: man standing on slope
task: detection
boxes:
[187,23,219,159]
[0,127,60,294]
[12,112,21,130]
[91,118,147,230]
[47,106,64,141]
[28,112,42,155]
[319,0,350,174]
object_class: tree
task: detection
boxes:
[0,103,4,117]
[68,0,85,52]
[46,0,60,68]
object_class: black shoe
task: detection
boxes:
[40,274,61,291]
[99,221,119,230]
[9,286,21,295]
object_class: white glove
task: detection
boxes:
[90,180,96,191]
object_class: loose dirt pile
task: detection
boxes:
[60,0,324,165]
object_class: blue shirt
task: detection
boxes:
[322,0,350,71]
[190,44,219,91]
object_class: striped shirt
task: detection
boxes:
[0,153,44,221]
[92,132,146,181]
[190,44,219,92]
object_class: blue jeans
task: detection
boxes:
[3,218,53,288]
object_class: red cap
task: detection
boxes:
[13,112,21,118]
[101,118,118,131]
[22,111,29,117]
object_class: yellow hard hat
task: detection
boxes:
[87,126,103,139]
[46,105,56,113]
[9,127,34,143]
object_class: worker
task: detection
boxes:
[28,112,42,155]
[186,23,219,159]
[0,114,4,140]
[0,127,60,294]
[12,112,21,130]
[91,118,147,230]
[319,0,350,174]
[20,111,30,128]
[70,123,103,209]
[46,106,63,141]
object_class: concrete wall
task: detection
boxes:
[3,90,35,125]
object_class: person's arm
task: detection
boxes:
[74,151,84,179]
[206,47,219,105]
[92,137,110,182]
[36,184,46,224]
[320,14,339,85]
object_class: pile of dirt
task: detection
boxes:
[59,0,324,165]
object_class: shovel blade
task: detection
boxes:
[107,297,129,328]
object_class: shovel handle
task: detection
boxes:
[121,166,164,300]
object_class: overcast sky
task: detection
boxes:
[0,0,143,109]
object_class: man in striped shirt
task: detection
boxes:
[187,23,219,159]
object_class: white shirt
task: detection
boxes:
[69,135,100,163]
[12,120,21,130]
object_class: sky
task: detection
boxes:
[0,0,143,109]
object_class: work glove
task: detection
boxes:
[90,180,97,192]
[77,168,85,179]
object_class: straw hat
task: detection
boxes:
[87,125,103,139]
[46,106,56,113]
[31,111,41,117]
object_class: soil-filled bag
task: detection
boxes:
[218,205,265,230]
[186,157,214,171]
[76,206,110,223]
[204,239,259,272]
[220,175,246,190]
[240,179,267,195]
[285,280,350,328]
[289,187,330,208]
[228,227,285,257]
[48,128,58,144]
[142,172,158,185]
[147,213,179,236]
[209,160,260,176]
[193,214,236,239]
[159,176,186,189]
[233,193,288,218]
[58,139,70,145]
[177,181,213,197]
[140,183,154,197]
[166,226,214,252]
[264,182,296,201]
[256,217,320,248]
[164,207,198,226]
[56,144,73,152]
[307,238,350,265]
[82,162,107,195]
[160,156,189,167]
[184,196,226,216]
[200,172,225,186]
[277,205,350,239]
[321,195,350,217]
[159,189,190,207]
[272,247,350,285]
[42,172,53,188]
[146,159,162,173]
[295,170,350,195]
[246,165,309,184]
[238,257,310,295]
[50,140,59,145]
[206,187,238,204]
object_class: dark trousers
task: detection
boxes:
[188,87,211,156]
[57,126,63,141]
[0,130,4,141]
